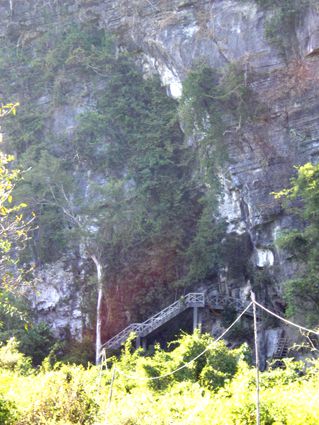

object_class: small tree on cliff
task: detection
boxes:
[59,178,131,364]
[274,162,319,325]
[21,163,132,364]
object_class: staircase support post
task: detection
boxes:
[142,337,147,351]
[198,308,202,332]
[251,291,260,425]
[136,335,141,349]
[193,306,198,332]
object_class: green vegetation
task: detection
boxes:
[0,24,266,358]
[0,332,318,424]
[0,104,38,363]
[179,62,252,182]
[0,304,56,367]
[0,148,29,288]
[179,62,260,283]
[0,24,232,336]
[0,9,319,424]
[274,162,319,325]
[0,155,21,271]
[243,0,312,58]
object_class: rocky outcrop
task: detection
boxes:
[27,258,86,339]
[1,0,319,342]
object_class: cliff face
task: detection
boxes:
[1,0,319,342]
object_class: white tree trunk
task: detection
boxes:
[92,255,103,365]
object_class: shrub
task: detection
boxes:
[0,396,18,425]
[0,338,31,374]
[15,365,99,425]
[61,336,95,366]
[18,322,55,366]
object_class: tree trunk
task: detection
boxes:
[92,255,103,365]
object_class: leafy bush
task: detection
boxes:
[116,331,242,392]
[61,336,95,366]
[17,322,56,366]
[0,396,18,425]
[12,365,99,425]
[0,338,31,374]
[0,334,319,424]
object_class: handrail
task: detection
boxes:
[103,291,255,350]
[102,323,140,349]
[206,293,260,318]
[103,293,205,349]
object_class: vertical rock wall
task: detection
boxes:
[1,0,319,341]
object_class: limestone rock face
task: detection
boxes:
[28,259,85,339]
[89,0,319,288]
[1,0,319,339]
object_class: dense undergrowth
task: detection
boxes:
[0,332,318,424]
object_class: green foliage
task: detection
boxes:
[0,25,113,262]
[0,152,29,283]
[185,199,226,284]
[0,22,225,346]
[0,333,318,424]
[0,293,31,346]
[0,23,224,300]
[0,106,34,348]
[179,62,251,183]
[0,102,19,118]
[18,322,56,367]
[60,336,95,366]
[0,396,18,425]
[14,148,71,263]
[243,0,312,58]
[8,364,99,425]
[274,162,319,325]
[0,297,58,367]
[178,62,256,284]
[20,366,98,425]
[117,331,242,392]
[0,338,31,374]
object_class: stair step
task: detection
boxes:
[103,292,262,351]
[272,336,290,362]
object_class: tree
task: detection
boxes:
[0,102,32,316]
[0,26,225,365]
[274,162,319,325]
[49,176,133,364]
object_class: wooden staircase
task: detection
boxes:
[102,291,256,351]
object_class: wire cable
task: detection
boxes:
[101,298,319,383]
[253,300,319,336]
[115,302,253,381]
